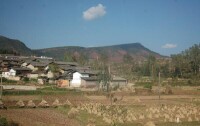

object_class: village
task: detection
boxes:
[0,55,127,89]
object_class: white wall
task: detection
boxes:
[2,69,16,78]
[27,64,38,71]
[9,69,16,76]
[27,74,38,79]
[47,71,54,78]
[70,72,82,87]
[2,72,10,78]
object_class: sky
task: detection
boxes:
[0,0,200,56]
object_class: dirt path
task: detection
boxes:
[0,108,80,126]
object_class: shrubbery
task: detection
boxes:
[22,77,29,82]
[143,83,152,90]
[0,116,19,126]
[2,77,17,83]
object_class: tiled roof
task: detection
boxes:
[29,62,48,67]
[12,67,32,71]
[54,61,78,66]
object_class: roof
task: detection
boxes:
[28,61,48,67]
[58,65,76,71]
[12,67,32,71]
[81,77,98,81]
[78,70,98,75]
[35,59,53,64]
[54,61,78,66]
[75,66,90,71]
[31,70,45,74]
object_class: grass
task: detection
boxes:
[56,106,71,114]
[76,110,106,126]
[2,86,83,96]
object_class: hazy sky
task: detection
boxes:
[0,0,200,56]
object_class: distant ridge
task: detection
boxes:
[0,35,164,62]
[0,36,32,55]
[35,43,163,62]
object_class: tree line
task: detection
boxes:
[171,44,200,78]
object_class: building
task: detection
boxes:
[70,70,98,88]
[111,76,127,88]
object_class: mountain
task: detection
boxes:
[35,43,163,62]
[0,36,32,55]
[0,35,164,62]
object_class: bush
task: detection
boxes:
[2,78,17,83]
[23,77,29,82]
[112,85,119,91]
[0,117,8,126]
[144,83,152,90]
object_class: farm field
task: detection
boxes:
[1,87,200,126]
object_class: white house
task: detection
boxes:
[70,70,97,88]
[2,69,16,78]
[70,72,82,87]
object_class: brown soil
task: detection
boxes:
[0,108,80,126]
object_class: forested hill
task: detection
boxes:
[0,35,164,62]
[0,36,32,55]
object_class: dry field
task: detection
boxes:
[1,89,200,126]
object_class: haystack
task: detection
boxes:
[16,100,25,108]
[27,100,36,108]
[64,99,72,106]
[52,99,60,107]
[38,99,49,108]
[68,107,79,118]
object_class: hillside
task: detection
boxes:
[0,36,32,55]
[0,35,164,62]
[35,43,162,62]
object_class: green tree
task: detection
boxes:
[147,55,157,81]
[64,52,76,62]
[171,44,200,78]
[49,63,60,73]
[96,53,111,92]
[188,44,200,75]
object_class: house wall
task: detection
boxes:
[56,79,70,87]
[111,80,127,87]
[9,69,16,76]
[47,71,54,78]
[27,64,38,71]
[81,79,98,88]
[2,69,16,78]
[81,73,89,78]
[2,72,10,78]
[70,72,82,87]
[7,76,20,81]
[27,74,38,79]
[21,62,28,67]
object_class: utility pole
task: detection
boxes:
[158,72,161,100]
